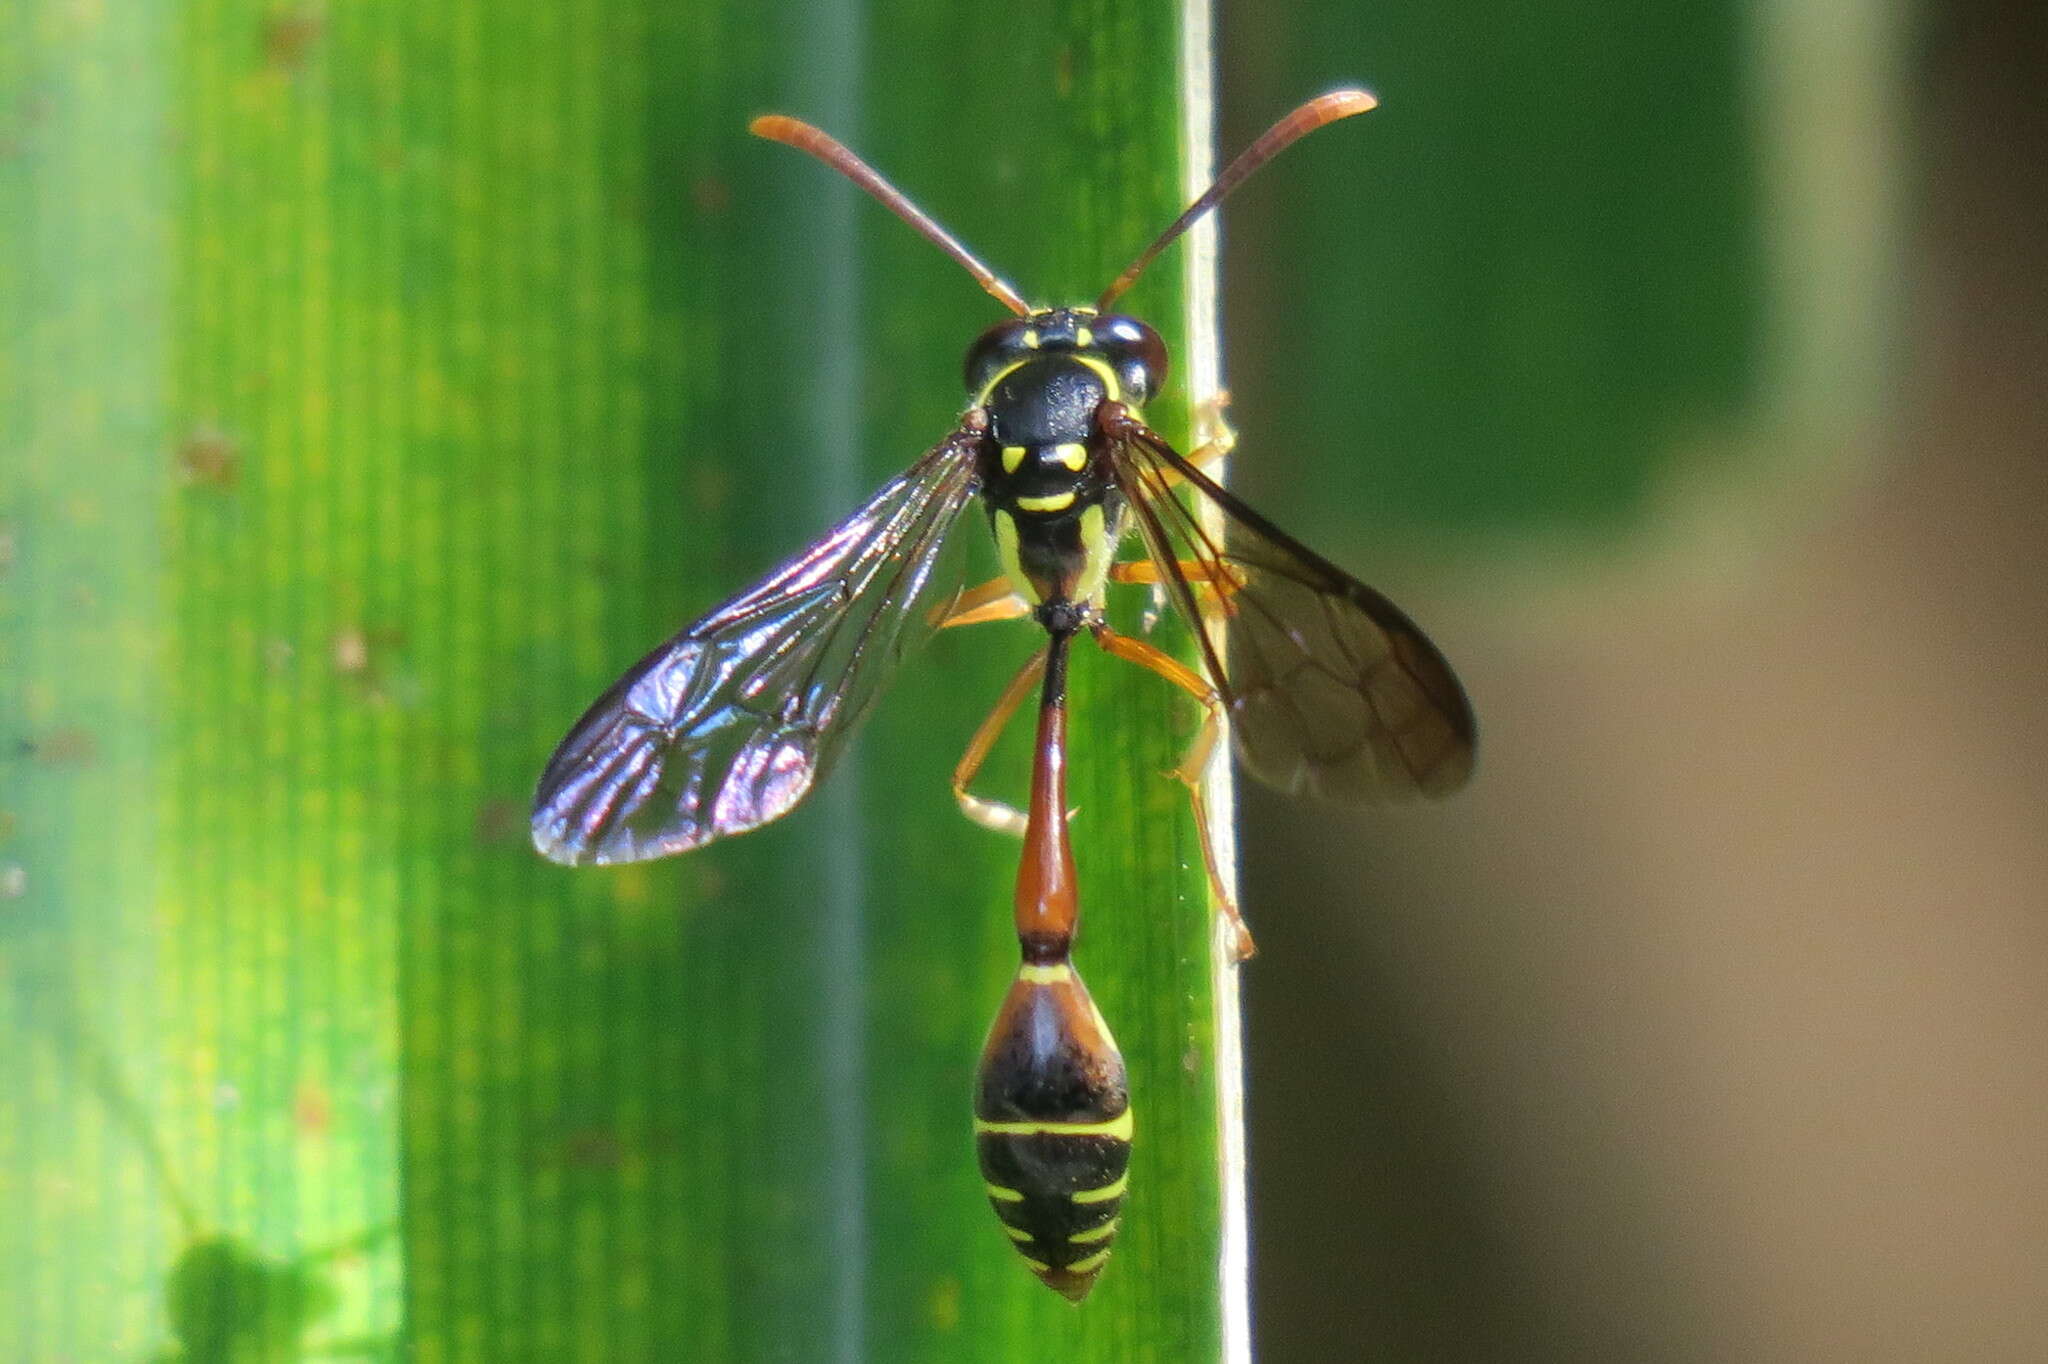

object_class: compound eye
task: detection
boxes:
[1095,315,1169,405]
[964,319,1030,395]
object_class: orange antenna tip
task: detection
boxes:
[748,112,1032,317]
[1096,88,1382,311]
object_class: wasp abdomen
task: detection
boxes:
[973,960,1130,1302]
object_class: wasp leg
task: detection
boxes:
[953,646,1050,837]
[1109,557,1248,655]
[1187,389,1237,470]
[1091,625,1256,961]
[1108,557,1245,603]
[1122,390,1239,494]
[934,575,1032,630]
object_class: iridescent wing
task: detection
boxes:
[1107,423,1475,802]
[532,430,982,864]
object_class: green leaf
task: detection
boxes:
[4,0,1236,1359]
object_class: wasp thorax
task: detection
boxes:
[964,308,1168,409]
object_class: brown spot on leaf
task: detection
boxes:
[21,727,98,766]
[473,798,523,847]
[558,1128,623,1169]
[690,176,732,216]
[262,6,323,72]
[293,1082,332,1136]
[176,428,240,488]
[331,629,370,675]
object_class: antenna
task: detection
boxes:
[1095,89,1378,312]
[750,115,1034,318]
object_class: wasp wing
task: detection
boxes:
[532,430,982,864]
[1108,424,1475,803]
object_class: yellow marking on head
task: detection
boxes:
[1074,325,1094,348]
[1072,354,1123,406]
[1017,963,1071,984]
[1015,490,1077,514]
[1071,504,1114,605]
[974,1109,1133,1142]
[993,511,1038,604]
[972,358,1028,409]
[985,1183,1025,1203]
[1001,1223,1035,1243]
[1022,328,1040,348]
[1071,1173,1127,1205]
[1000,444,1027,474]
[1051,442,1087,471]
[1064,1248,1112,1276]
[1068,1217,1120,1245]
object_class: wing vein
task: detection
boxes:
[1107,419,1475,804]
[532,430,981,863]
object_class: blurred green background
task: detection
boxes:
[7,0,2044,1359]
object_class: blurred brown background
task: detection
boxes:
[1234,3,2048,1359]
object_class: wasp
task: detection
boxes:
[533,91,1475,1300]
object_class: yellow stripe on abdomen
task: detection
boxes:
[973,1108,1133,1142]
[1070,1172,1127,1206]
